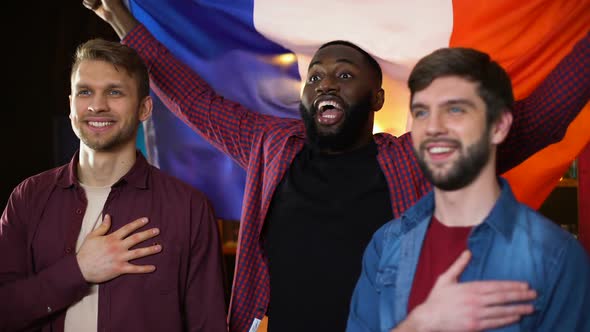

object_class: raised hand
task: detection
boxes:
[82,0,139,38]
[398,250,536,332]
[76,214,162,283]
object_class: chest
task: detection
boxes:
[29,187,189,283]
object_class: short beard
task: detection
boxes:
[300,94,372,152]
[414,128,491,191]
[77,119,140,152]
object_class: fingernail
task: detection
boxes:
[143,218,149,223]
[153,228,159,235]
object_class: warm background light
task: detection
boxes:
[373,75,411,136]
[273,53,297,66]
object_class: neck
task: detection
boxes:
[77,143,137,187]
[433,162,500,227]
[319,135,373,155]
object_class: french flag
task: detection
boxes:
[126,0,590,222]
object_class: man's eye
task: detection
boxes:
[339,73,352,79]
[412,109,428,118]
[308,75,320,83]
[77,90,91,96]
[109,90,123,96]
[449,107,464,114]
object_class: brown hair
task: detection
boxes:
[71,38,150,99]
[408,47,513,124]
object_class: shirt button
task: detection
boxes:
[65,247,72,254]
[76,209,83,215]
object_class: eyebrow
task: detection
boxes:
[308,58,357,69]
[411,99,477,110]
[74,82,126,90]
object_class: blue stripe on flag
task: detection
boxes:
[129,0,302,220]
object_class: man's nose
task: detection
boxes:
[315,76,339,94]
[88,95,108,112]
[425,112,447,136]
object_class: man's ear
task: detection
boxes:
[139,95,153,122]
[490,110,513,145]
[373,88,385,112]
[68,95,72,120]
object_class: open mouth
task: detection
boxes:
[315,99,344,126]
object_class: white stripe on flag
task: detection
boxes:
[253,0,454,135]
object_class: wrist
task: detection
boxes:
[104,5,140,39]
[404,304,434,332]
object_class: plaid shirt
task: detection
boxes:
[125,26,589,332]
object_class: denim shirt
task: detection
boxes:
[347,178,590,332]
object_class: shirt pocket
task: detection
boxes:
[375,266,398,292]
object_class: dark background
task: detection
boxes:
[1,3,117,208]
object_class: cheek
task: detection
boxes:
[300,87,314,107]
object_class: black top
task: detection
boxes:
[264,141,393,332]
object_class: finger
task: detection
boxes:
[121,227,160,249]
[463,281,531,294]
[112,217,149,239]
[476,315,521,330]
[438,250,471,283]
[82,0,101,10]
[479,289,537,306]
[123,244,162,262]
[120,263,156,275]
[90,214,112,236]
[477,303,535,320]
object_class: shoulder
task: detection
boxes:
[374,132,416,161]
[147,165,210,203]
[262,115,304,139]
[11,164,67,199]
[367,217,404,260]
[512,204,585,267]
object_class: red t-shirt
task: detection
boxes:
[407,216,472,312]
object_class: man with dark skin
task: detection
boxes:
[83,1,589,331]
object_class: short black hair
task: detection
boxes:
[318,40,383,85]
[408,47,514,125]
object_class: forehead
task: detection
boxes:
[412,76,481,104]
[71,59,135,87]
[309,44,370,69]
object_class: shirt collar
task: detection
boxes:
[400,177,519,239]
[57,150,150,189]
[477,177,519,240]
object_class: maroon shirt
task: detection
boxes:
[0,151,227,332]
[408,216,472,312]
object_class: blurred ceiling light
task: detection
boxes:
[273,53,297,66]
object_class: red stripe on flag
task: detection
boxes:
[450,0,590,208]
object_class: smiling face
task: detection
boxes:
[410,76,496,191]
[69,59,151,153]
[300,43,384,153]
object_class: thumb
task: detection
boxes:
[438,250,471,284]
[91,214,112,236]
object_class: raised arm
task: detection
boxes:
[497,31,590,174]
[84,0,280,169]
